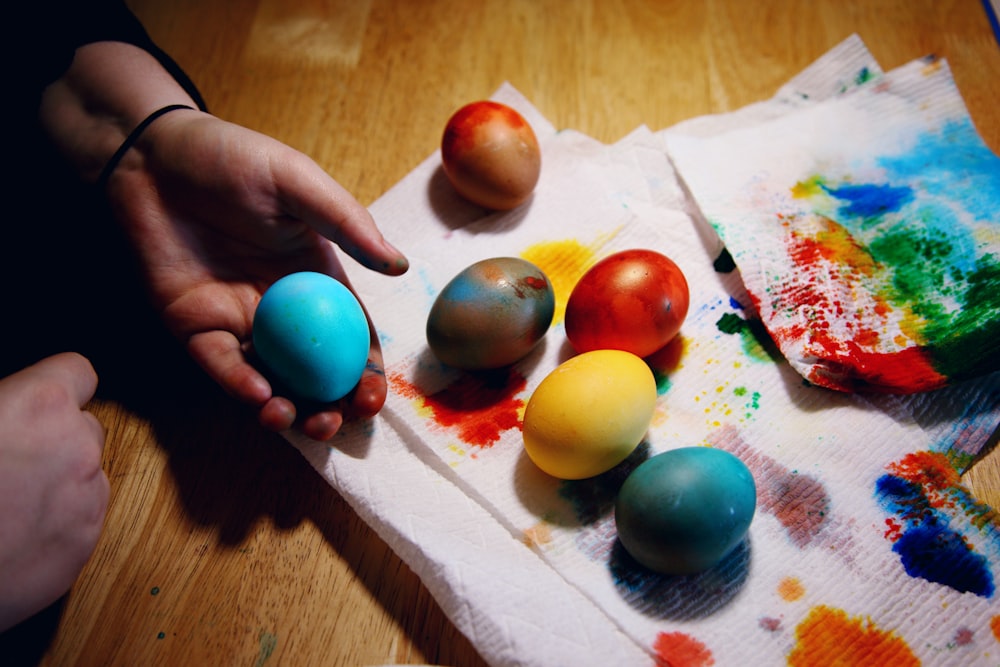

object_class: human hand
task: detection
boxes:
[0,353,109,631]
[104,109,409,440]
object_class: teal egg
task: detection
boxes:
[615,447,756,575]
[252,272,369,403]
[426,257,555,370]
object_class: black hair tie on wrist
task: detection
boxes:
[96,103,195,190]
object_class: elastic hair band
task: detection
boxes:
[97,103,195,190]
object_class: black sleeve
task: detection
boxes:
[12,0,207,115]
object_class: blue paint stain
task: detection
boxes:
[821,182,913,219]
[877,118,1000,223]
[875,473,994,597]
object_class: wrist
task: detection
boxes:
[96,104,195,190]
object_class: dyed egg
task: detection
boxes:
[252,272,370,403]
[615,447,756,575]
[441,100,541,210]
[522,350,657,479]
[565,249,690,358]
[427,257,554,370]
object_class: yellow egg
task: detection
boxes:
[522,350,657,479]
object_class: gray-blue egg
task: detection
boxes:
[426,257,554,370]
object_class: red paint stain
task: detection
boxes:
[761,214,946,392]
[883,517,903,542]
[653,631,714,667]
[709,426,830,547]
[953,626,973,646]
[787,606,918,666]
[389,370,526,447]
[884,450,998,531]
[759,617,782,632]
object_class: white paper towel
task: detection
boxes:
[289,36,1000,666]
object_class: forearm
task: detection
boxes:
[38,41,201,184]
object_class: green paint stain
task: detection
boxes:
[157,632,166,640]
[256,631,278,667]
[653,371,672,395]
[715,313,784,362]
[733,386,747,397]
[854,66,874,86]
[150,587,160,596]
[868,222,1000,380]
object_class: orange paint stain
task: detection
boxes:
[520,234,616,324]
[990,615,1000,642]
[787,606,918,667]
[388,370,527,447]
[778,577,805,602]
[653,631,714,667]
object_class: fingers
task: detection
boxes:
[187,330,272,405]
[276,151,409,276]
[31,352,99,407]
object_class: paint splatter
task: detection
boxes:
[256,631,277,667]
[653,631,714,667]
[770,117,1000,391]
[875,451,996,597]
[520,237,609,324]
[778,577,805,602]
[389,369,527,447]
[759,617,782,632]
[787,606,918,666]
[991,615,1000,642]
[710,426,831,547]
[715,311,783,363]
[952,626,974,647]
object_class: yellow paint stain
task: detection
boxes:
[921,57,943,76]
[791,176,825,199]
[412,399,434,420]
[520,233,618,324]
[788,606,919,667]
[811,217,878,276]
[777,577,805,602]
[523,522,553,548]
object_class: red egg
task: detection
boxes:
[441,100,541,210]
[565,249,690,358]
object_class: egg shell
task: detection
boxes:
[522,350,657,480]
[615,447,756,575]
[252,272,370,403]
[440,100,541,210]
[426,257,555,370]
[565,248,690,358]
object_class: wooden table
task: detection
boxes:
[10,1,999,665]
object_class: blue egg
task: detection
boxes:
[615,447,756,574]
[252,272,369,403]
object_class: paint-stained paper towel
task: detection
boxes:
[290,36,1000,666]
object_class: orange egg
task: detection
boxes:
[441,100,541,210]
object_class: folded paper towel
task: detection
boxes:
[291,35,1000,666]
[666,51,1000,393]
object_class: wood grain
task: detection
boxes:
[7,2,997,665]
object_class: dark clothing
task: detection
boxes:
[14,0,206,115]
[2,1,207,389]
